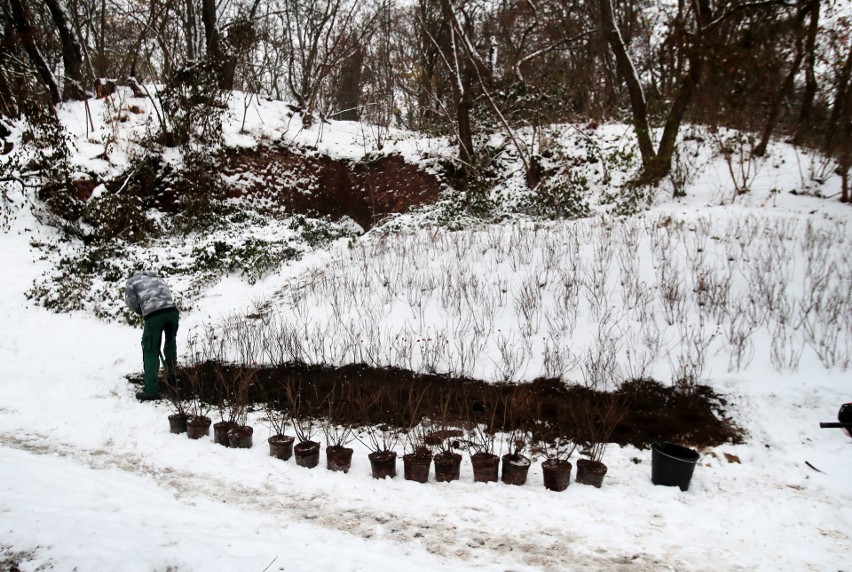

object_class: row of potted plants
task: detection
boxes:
[166,410,609,490]
[161,364,624,490]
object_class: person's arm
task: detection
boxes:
[124,281,142,316]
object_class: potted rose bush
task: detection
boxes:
[575,394,626,488]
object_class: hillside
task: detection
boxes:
[0,90,851,571]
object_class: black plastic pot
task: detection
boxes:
[227,425,253,449]
[186,416,211,440]
[326,446,354,473]
[403,452,432,483]
[470,452,499,483]
[213,421,239,447]
[168,413,188,434]
[433,452,462,482]
[294,441,321,468]
[500,454,531,486]
[651,441,700,491]
[368,451,397,479]
[575,458,607,488]
[542,459,572,492]
[268,435,295,460]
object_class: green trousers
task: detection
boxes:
[141,309,179,397]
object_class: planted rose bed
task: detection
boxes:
[147,361,726,495]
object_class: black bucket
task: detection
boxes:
[651,441,700,491]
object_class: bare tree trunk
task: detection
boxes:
[201,0,219,57]
[754,48,804,156]
[839,62,852,204]
[0,31,19,117]
[840,89,850,204]
[599,0,656,168]
[334,46,363,120]
[825,46,852,158]
[94,0,106,77]
[43,0,88,100]
[654,54,702,186]
[281,0,366,122]
[437,0,475,169]
[457,85,474,166]
[0,68,16,117]
[599,0,711,184]
[797,0,820,133]
[184,0,197,62]
[755,3,813,156]
[199,0,238,90]
[9,0,62,105]
[216,0,263,93]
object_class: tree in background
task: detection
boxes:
[6,0,63,105]
[1,0,851,203]
[753,0,821,156]
[273,0,373,127]
[598,0,712,184]
[42,0,88,100]
[825,40,851,202]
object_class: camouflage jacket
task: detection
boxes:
[124,271,177,318]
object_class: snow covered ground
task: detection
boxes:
[1,93,852,571]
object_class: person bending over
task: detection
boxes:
[124,270,179,401]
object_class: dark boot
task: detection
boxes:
[136,390,161,401]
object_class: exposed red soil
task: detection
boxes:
[42,146,445,231]
[221,147,443,229]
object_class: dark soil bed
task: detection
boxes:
[132,362,743,450]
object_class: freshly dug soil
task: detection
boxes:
[133,362,743,450]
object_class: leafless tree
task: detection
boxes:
[43,0,88,99]
[7,0,62,104]
[754,1,820,156]
[276,0,374,127]
[598,0,712,183]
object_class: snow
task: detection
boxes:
[2,93,852,571]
